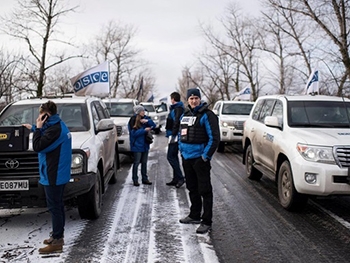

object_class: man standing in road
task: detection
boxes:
[165,91,185,188]
[24,101,72,254]
[178,88,220,234]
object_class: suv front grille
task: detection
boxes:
[334,146,350,168]
[225,120,244,130]
[0,152,39,177]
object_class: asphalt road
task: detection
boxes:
[2,134,350,262]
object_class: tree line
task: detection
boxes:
[0,0,349,108]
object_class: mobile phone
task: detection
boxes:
[41,113,49,121]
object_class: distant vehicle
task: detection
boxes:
[242,94,350,211]
[213,100,254,152]
[140,102,168,134]
[0,95,119,219]
[103,98,139,156]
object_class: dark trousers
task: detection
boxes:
[167,143,184,182]
[182,157,213,226]
[44,184,66,239]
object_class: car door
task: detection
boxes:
[92,101,115,175]
[259,100,283,170]
[251,99,275,165]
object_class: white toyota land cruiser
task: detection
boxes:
[242,94,350,211]
[0,96,119,219]
[213,100,254,152]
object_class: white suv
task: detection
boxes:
[0,96,119,219]
[140,102,168,134]
[213,100,254,152]
[103,98,139,156]
[242,94,350,211]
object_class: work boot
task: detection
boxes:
[43,236,65,245]
[175,179,185,188]
[38,238,64,254]
[142,180,152,185]
[179,216,201,224]
[166,180,177,186]
[196,223,211,234]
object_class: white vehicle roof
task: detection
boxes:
[256,94,350,102]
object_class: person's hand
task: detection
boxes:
[145,127,152,131]
[22,124,32,130]
[140,119,148,124]
[36,113,47,128]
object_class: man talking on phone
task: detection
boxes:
[23,100,72,254]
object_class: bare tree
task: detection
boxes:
[84,20,152,98]
[0,0,83,97]
[268,0,350,96]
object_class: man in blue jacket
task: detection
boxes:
[179,88,220,234]
[165,91,185,188]
[24,100,72,254]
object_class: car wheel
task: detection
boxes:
[245,145,262,180]
[77,170,102,219]
[109,151,118,184]
[278,160,308,211]
[217,142,225,153]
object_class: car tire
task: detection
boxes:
[278,160,308,211]
[77,170,102,219]
[109,151,118,184]
[217,142,225,153]
[245,144,262,180]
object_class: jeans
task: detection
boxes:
[182,157,213,226]
[133,151,149,182]
[167,143,184,182]
[44,184,66,239]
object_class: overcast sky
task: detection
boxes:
[1,0,261,101]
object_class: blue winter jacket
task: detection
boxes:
[128,115,156,152]
[32,114,72,186]
[179,102,220,160]
[165,101,184,138]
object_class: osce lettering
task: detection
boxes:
[73,71,109,92]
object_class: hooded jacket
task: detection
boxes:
[165,101,184,138]
[179,102,220,160]
[128,115,156,152]
[32,114,72,186]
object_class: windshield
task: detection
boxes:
[0,103,90,132]
[222,103,254,115]
[288,100,350,128]
[107,102,135,117]
[142,104,155,113]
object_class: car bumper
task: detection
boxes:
[0,172,97,208]
[219,127,244,143]
[117,135,131,154]
[291,157,350,196]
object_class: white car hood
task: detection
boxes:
[220,115,249,121]
[292,128,350,146]
[111,117,130,126]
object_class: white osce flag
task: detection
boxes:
[304,69,319,95]
[235,86,251,101]
[70,61,110,97]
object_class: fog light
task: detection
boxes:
[222,132,227,136]
[305,173,317,184]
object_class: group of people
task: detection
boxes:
[128,88,220,234]
[25,87,219,255]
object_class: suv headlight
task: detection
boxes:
[71,153,84,174]
[121,125,129,135]
[220,120,228,127]
[297,143,335,164]
[153,116,159,120]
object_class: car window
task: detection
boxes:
[222,103,253,115]
[271,100,283,127]
[252,100,264,120]
[257,99,275,122]
[108,102,135,117]
[288,101,350,127]
[142,104,155,112]
[0,103,89,132]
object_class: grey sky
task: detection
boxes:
[1,0,261,101]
